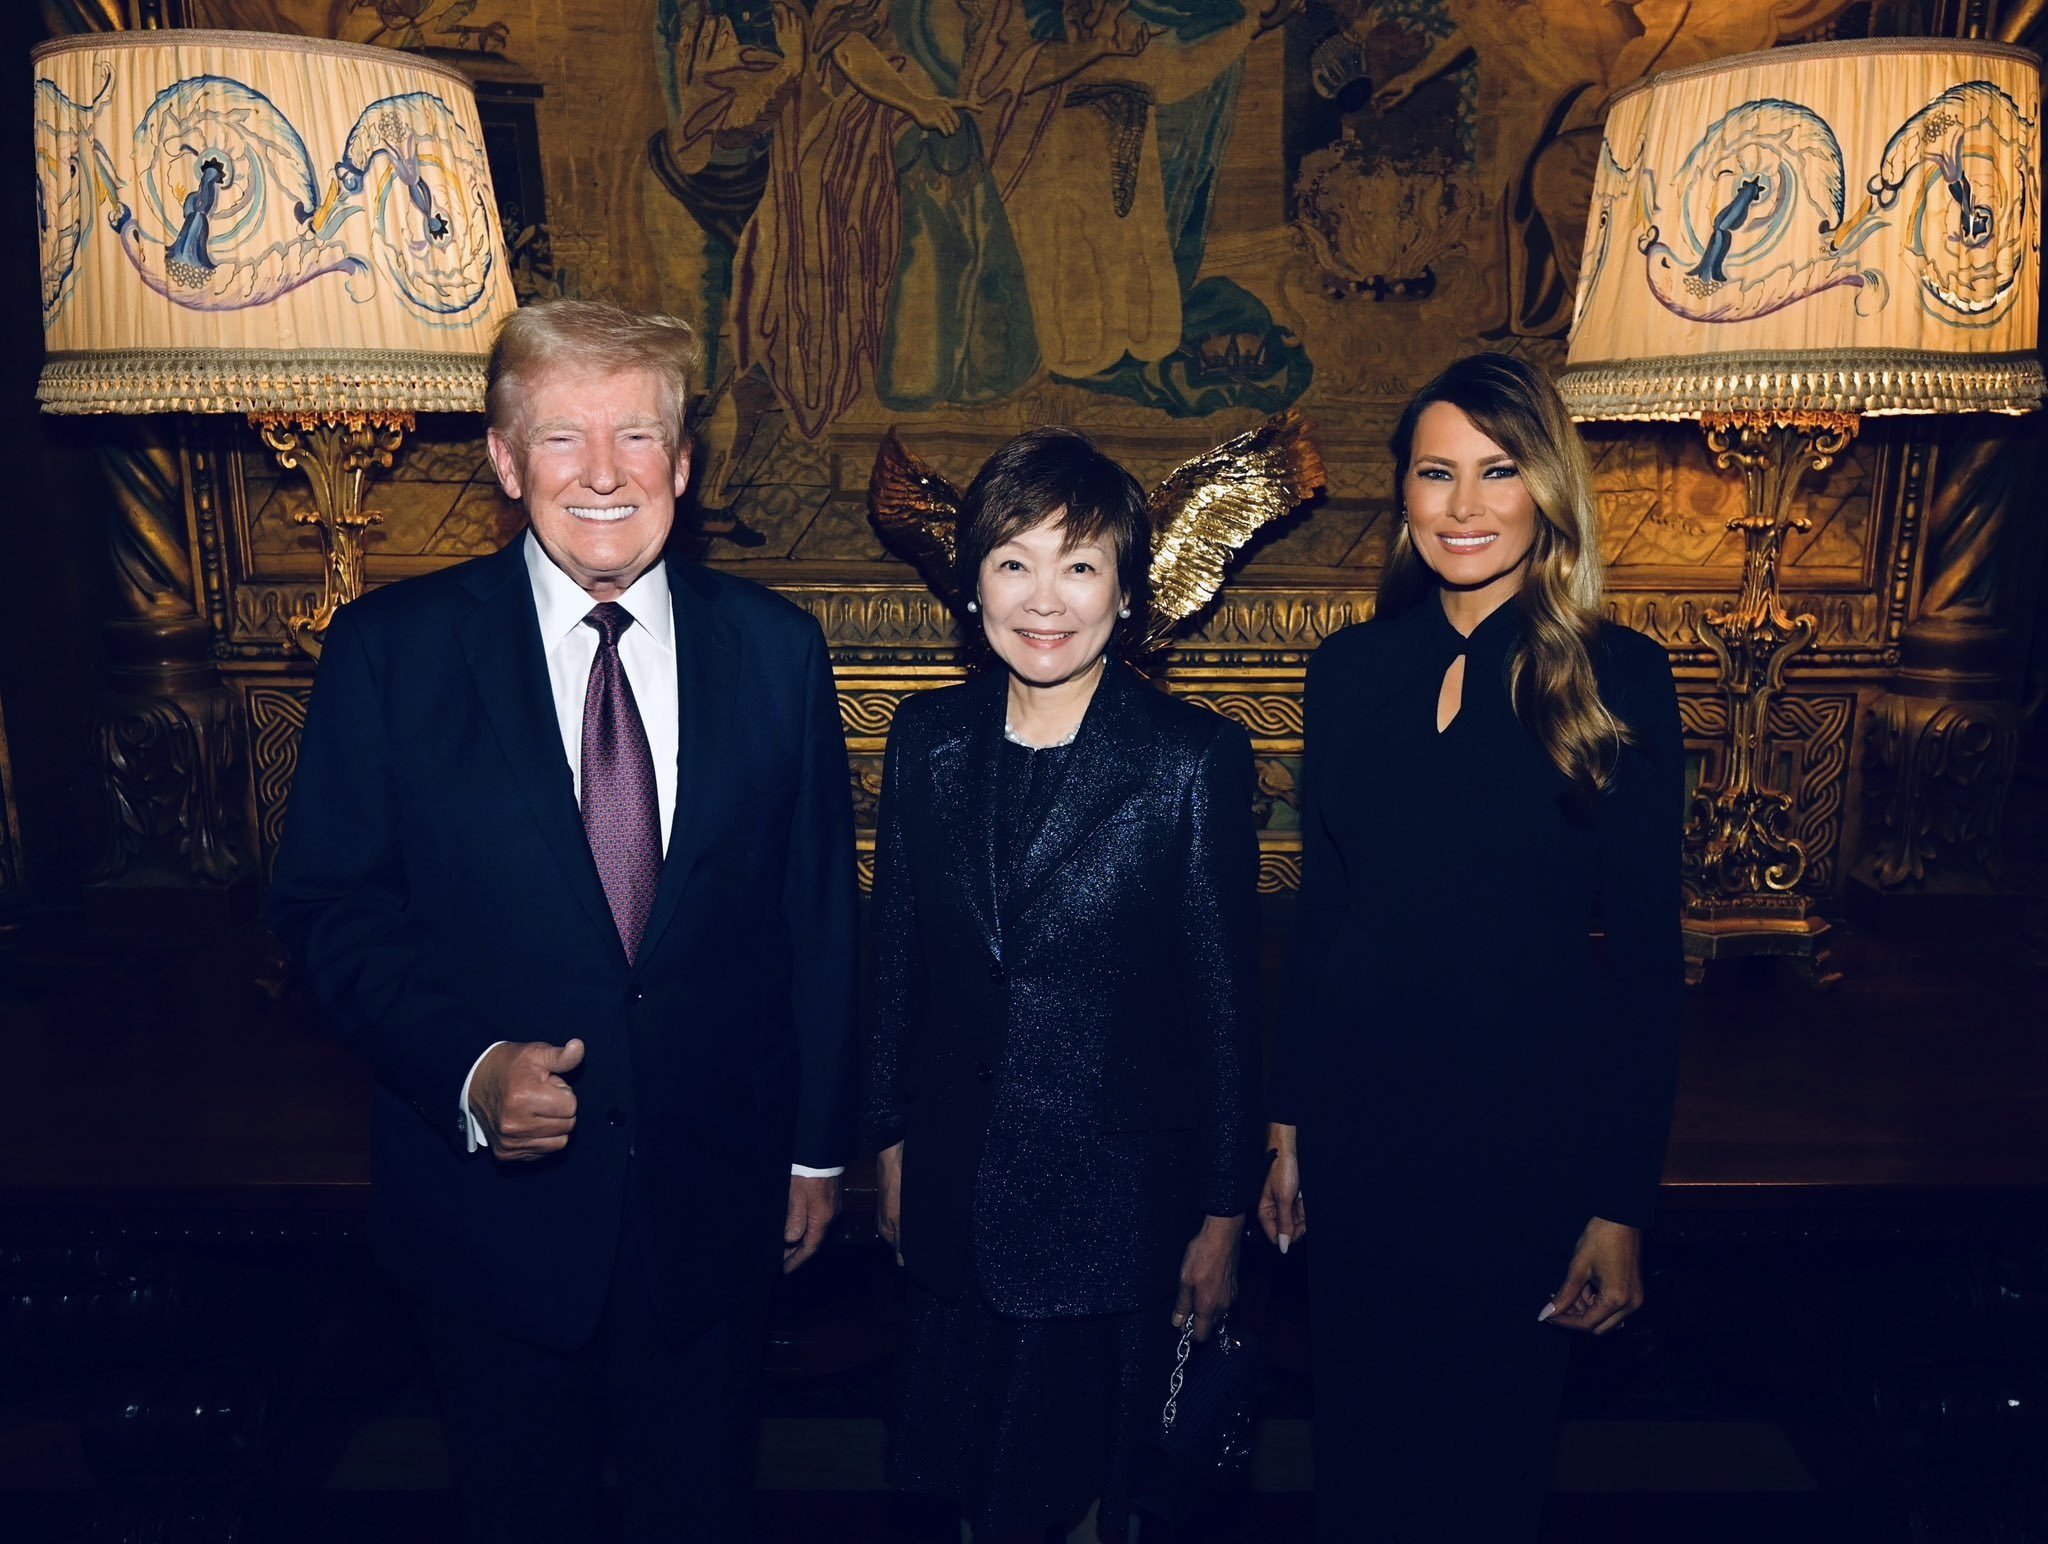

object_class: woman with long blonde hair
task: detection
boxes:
[1260,353,1685,1540]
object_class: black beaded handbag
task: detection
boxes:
[1128,1313,1261,1528]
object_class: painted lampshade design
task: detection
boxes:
[34,29,518,415]
[1561,38,2042,421]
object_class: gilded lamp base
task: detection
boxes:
[1677,416,1852,991]
[252,413,410,660]
[1681,893,1840,990]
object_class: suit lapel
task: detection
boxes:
[929,671,1005,964]
[455,543,619,954]
[633,555,740,968]
[1005,664,1149,925]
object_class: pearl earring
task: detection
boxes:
[966,600,979,614]
[1118,606,1131,619]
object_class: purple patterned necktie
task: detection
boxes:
[580,602,662,963]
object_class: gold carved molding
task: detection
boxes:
[243,681,312,879]
[1861,692,2018,890]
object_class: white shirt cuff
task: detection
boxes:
[460,1042,507,1154]
[790,1164,844,1178]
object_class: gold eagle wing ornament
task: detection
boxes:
[1137,410,1327,656]
[866,428,965,611]
[866,413,1326,649]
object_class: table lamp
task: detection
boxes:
[1560,38,2041,982]
[35,28,520,657]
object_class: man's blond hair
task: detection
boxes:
[486,299,703,446]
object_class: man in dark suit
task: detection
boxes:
[269,299,857,1542]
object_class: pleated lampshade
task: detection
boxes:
[1561,38,2042,422]
[34,29,519,416]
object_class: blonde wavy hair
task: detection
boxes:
[1380,353,1630,800]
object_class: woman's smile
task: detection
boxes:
[1438,531,1499,553]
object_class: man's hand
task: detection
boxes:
[1173,1214,1243,1342]
[784,1173,840,1274]
[1257,1122,1307,1252]
[1541,1217,1643,1335]
[875,1142,904,1267]
[469,1039,584,1161]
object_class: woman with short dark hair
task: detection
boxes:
[1261,353,1685,1541]
[864,427,1263,1544]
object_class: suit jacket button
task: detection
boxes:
[607,1108,626,1127]
[628,987,645,1002]
[975,1062,993,1083]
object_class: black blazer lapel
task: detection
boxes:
[929,671,1005,964]
[1005,664,1149,924]
[633,555,740,968]
[455,542,620,954]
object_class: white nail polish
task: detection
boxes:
[1278,1234,1290,1255]
[1537,1302,1557,1322]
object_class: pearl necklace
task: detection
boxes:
[1003,720,1081,749]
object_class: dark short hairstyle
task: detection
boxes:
[953,428,1152,646]
[486,299,703,447]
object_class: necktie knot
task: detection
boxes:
[585,601,634,649]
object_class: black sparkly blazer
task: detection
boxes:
[862,662,1264,1317]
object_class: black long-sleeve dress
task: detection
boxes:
[1270,594,1683,1542]
[864,663,1263,1539]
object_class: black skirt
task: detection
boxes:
[888,1269,1166,1541]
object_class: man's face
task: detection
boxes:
[486,365,690,600]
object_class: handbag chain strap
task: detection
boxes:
[1160,1312,1233,1434]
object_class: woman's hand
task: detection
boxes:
[1540,1217,1642,1334]
[876,1141,904,1267]
[1174,1214,1243,1341]
[1257,1122,1307,1252]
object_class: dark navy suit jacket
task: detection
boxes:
[861,664,1263,1317]
[269,539,857,1350]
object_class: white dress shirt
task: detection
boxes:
[460,535,840,1178]
[524,531,682,843]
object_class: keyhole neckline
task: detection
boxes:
[1435,652,1467,735]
